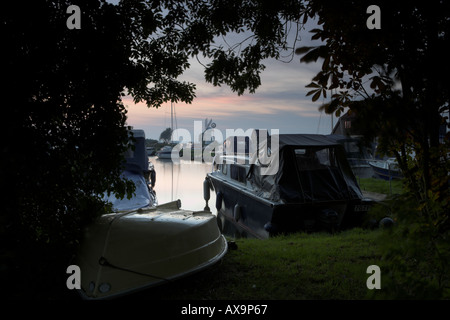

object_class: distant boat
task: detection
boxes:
[369,158,402,180]
[146,147,156,156]
[156,102,177,160]
[76,129,227,299]
[156,145,172,159]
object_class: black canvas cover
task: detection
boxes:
[248,134,363,203]
[278,134,340,149]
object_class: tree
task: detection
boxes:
[2,0,138,297]
[296,0,450,298]
[1,0,307,298]
[5,0,447,299]
[2,0,309,240]
[159,128,173,144]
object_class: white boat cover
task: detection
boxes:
[103,170,153,212]
[103,129,154,212]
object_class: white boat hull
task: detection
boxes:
[76,201,227,299]
[368,158,402,180]
[156,152,172,159]
[157,146,173,159]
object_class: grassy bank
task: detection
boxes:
[129,228,383,300]
[358,177,404,195]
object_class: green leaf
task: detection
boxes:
[305,82,321,88]
[310,28,323,40]
[312,90,321,102]
[306,89,316,97]
[295,46,314,55]
[300,47,321,63]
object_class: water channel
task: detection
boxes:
[149,156,217,212]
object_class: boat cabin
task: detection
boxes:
[208,133,372,238]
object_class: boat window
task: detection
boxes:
[316,148,336,167]
[230,164,246,183]
[295,147,339,170]
[295,147,348,201]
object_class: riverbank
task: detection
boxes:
[128,228,383,300]
[124,177,394,300]
[358,177,404,196]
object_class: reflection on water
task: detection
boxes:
[149,156,216,212]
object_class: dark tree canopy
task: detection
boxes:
[297,0,449,203]
[159,128,173,143]
[1,0,307,297]
[2,0,309,245]
[2,0,449,298]
[3,1,138,245]
[297,0,450,298]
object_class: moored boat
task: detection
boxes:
[206,131,373,239]
[368,158,402,180]
[76,129,227,299]
[146,146,156,156]
[77,201,227,299]
[156,145,173,159]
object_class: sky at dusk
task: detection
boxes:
[123,20,336,141]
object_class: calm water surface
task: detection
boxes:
[149,156,217,212]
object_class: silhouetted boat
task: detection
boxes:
[76,129,227,299]
[206,132,373,239]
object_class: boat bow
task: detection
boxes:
[77,201,227,299]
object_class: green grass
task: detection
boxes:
[129,228,384,300]
[357,177,404,195]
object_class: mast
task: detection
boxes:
[171,102,173,143]
[169,101,178,143]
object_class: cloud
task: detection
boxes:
[124,56,329,140]
[124,20,329,140]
